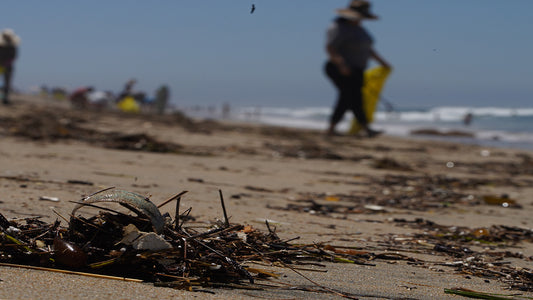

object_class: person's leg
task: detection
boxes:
[2,66,11,104]
[328,97,348,134]
[325,62,349,135]
[346,69,368,126]
[348,69,382,137]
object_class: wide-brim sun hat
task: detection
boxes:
[1,28,21,46]
[336,0,378,21]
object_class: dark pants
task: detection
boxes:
[1,45,17,104]
[325,61,367,126]
[2,65,13,104]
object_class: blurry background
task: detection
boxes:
[3,0,533,148]
[3,0,531,107]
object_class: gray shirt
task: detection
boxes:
[326,19,373,70]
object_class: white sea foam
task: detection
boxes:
[182,104,533,150]
[229,105,533,150]
[372,107,533,122]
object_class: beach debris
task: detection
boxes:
[0,107,184,153]
[410,128,474,137]
[0,189,399,297]
[244,185,274,193]
[252,218,290,226]
[119,224,172,251]
[103,133,182,153]
[390,218,533,291]
[0,262,143,283]
[269,173,498,215]
[325,195,340,202]
[483,194,520,208]
[53,236,88,268]
[39,196,60,202]
[188,178,204,183]
[264,142,344,160]
[372,157,413,171]
[2,190,533,294]
[444,287,522,299]
[67,179,94,186]
[267,197,389,215]
[393,218,533,245]
[71,188,166,234]
[457,156,533,176]
[363,204,386,212]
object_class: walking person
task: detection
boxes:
[325,1,391,137]
[154,85,169,115]
[0,29,20,105]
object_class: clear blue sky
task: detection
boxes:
[3,0,532,108]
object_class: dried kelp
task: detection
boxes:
[372,157,413,171]
[389,218,533,291]
[264,142,344,160]
[267,198,386,216]
[0,189,385,296]
[444,287,529,299]
[410,128,474,137]
[0,109,184,153]
[460,158,533,176]
[103,133,182,153]
[270,173,527,216]
[3,190,533,294]
[393,218,533,247]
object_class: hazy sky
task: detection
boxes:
[3,0,532,108]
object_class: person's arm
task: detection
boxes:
[370,49,391,69]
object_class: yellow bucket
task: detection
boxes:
[117,96,140,113]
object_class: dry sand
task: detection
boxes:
[1,94,533,299]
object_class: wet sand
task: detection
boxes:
[1,94,533,299]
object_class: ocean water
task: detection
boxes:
[225,106,533,151]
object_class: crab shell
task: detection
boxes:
[71,189,165,234]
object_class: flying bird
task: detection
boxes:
[250,4,255,14]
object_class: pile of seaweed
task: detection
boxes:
[0,188,373,296]
[389,218,533,292]
[3,189,533,296]
[269,173,531,216]
[0,109,181,153]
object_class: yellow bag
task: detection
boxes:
[348,66,392,134]
[0,66,4,74]
[117,96,140,113]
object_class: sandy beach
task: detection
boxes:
[1,94,533,299]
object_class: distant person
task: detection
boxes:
[117,78,136,102]
[324,1,391,137]
[222,102,231,119]
[69,86,94,109]
[0,29,20,105]
[154,85,169,115]
[463,112,473,126]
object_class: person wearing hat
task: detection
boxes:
[324,0,391,137]
[0,29,20,105]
